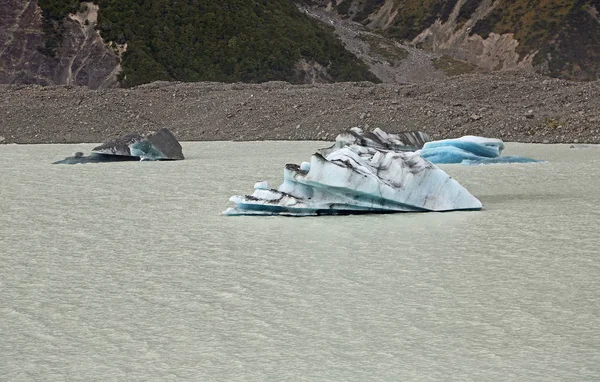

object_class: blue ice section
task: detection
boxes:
[423,140,502,158]
[419,146,483,164]
[129,141,167,161]
[419,137,541,165]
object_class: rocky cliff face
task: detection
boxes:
[3,0,597,88]
[0,0,120,88]
[332,0,600,80]
[409,0,535,73]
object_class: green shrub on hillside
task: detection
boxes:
[37,0,378,86]
[335,0,599,80]
[384,0,460,41]
[469,0,599,79]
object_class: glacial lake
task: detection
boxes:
[1,142,599,381]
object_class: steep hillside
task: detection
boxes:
[4,0,597,87]
[94,0,378,86]
[1,0,378,88]
[300,6,451,83]
[333,0,600,80]
[0,0,120,88]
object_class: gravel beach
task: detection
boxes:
[1,71,598,144]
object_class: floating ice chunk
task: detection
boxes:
[223,128,499,216]
[420,135,541,165]
[418,146,483,164]
[254,181,269,190]
[54,128,184,164]
[129,140,165,160]
[128,128,184,161]
[52,153,140,164]
[300,161,311,172]
[422,136,504,158]
[224,144,482,216]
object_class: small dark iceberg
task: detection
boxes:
[53,128,184,164]
[53,151,141,164]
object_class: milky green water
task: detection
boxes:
[1,142,599,381]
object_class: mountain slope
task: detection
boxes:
[0,0,120,88]
[1,0,379,88]
[334,0,600,80]
[95,0,379,86]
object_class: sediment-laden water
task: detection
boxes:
[1,142,599,381]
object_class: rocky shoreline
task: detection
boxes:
[1,71,599,145]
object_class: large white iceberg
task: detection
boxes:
[419,136,542,165]
[224,129,482,216]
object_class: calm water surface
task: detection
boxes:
[1,142,599,381]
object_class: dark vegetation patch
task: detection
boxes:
[440,0,460,22]
[470,0,576,58]
[37,0,379,86]
[37,0,87,56]
[469,0,598,79]
[470,5,503,37]
[337,0,352,15]
[354,0,386,23]
[456,0,485,28]
[432,56,477,76]
[537,0,600,80]
[359,34,409,63]
[384,0,460,41]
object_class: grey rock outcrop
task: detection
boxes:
[0,0,120,88]
[315,0,600,81]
